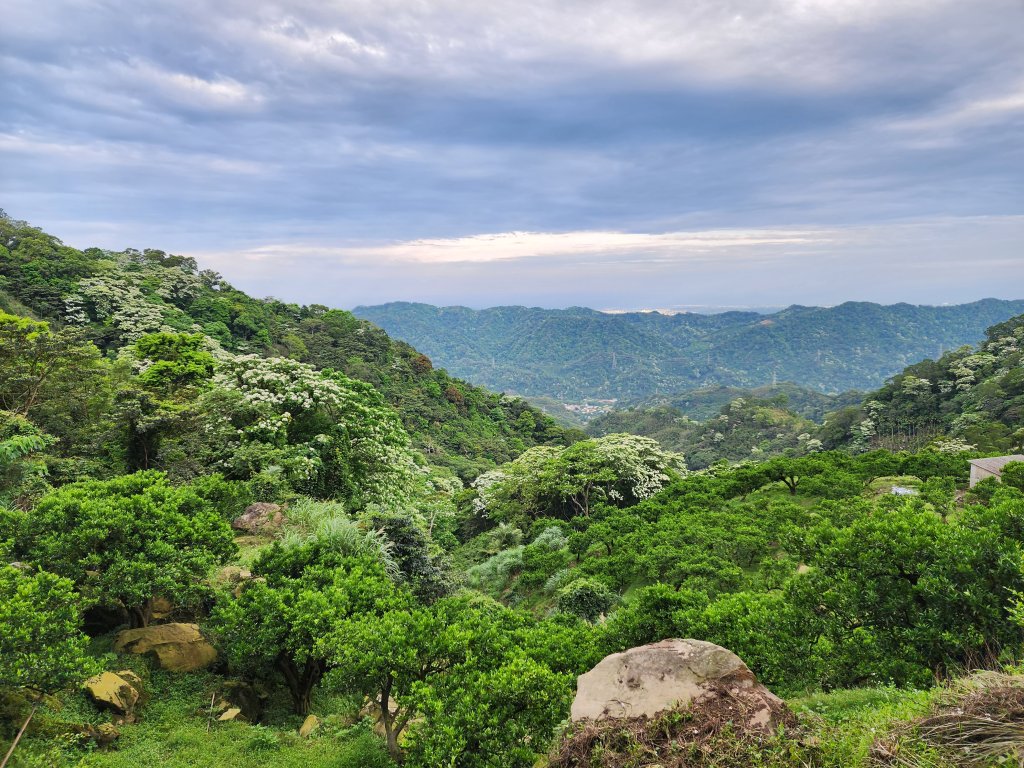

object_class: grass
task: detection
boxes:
[790,685,939,766]
[2,661,394,768]
[867,476,924,496]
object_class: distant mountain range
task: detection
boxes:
[353,300,1024,402]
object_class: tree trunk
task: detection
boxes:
[128,600,153,629]
[277,656,322,716]
[379,675,404,763]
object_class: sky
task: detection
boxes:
[2,0,1023,310]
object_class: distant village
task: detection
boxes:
[563,400,617,418]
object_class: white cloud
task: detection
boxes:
[193,228,834,267]
[342,229,834,263]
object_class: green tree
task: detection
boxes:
[0,565,92,694]
[12,471,235,626]
[1002,461,1024,491]
[213,541,405,716]
[0,312,112,452]
[132,332,216,394]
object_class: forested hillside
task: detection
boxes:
[5,213,1024,768]
[354,300,1024,401]
[0,213,569,479]
[633,382,863,422]
[824,312,1024,454]
[587,395,823,469]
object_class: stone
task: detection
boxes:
[218,707,243,722]
[115,669,147,706]
[217,565,253,584]
[299,714,320,737]
[232,502,284,533]
[570,639,790,733]
[221,680,269,723]
[83,672,140,716]
[91,722,121,745]
[150,596,174,620]
[114,623,217,672]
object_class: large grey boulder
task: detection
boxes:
[570,639,789,733]
[232,503,283,534]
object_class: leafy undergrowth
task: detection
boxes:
[3,664,394,768]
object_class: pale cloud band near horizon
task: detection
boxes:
[199,228,835,266]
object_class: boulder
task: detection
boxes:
[359,696,398,737]
[83,672,141,716]
[221,680,269,722]
[232,502,284,534]
[90,722,121,746]
[115,669,147,705]
[299,714,320,737]
[570,639,790,733]
[217,566,257,598]
[217,565,253,584]
[114,623,217,672]
[218,707,244,722]
[150,596,174,620]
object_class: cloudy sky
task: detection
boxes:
[3,0,1023,309]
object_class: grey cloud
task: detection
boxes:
[1,0,1022,307]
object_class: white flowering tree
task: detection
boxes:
[473,434,684,522]
[203,355,416,509]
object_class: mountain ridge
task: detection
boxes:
[354,298,1024,401]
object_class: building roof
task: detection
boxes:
[968,455,1024,474]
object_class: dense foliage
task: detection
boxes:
[588,394,824,469]
[0,565,92,694]
[0,212,569,479]
[4,214,1024,768]
[825,312,1024,453]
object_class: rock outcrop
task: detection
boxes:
[232,502,284,533]
[218,707,243,722]
[114,623,217,672]
[83,672,141,716]
[299,714,320,737]
[220,680,268,722]
[570,639,790,734]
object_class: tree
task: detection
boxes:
[322,595,563,765]
[132,332,216,394]
[213,542,406,716]
[761,456,825,495]
[405,654,572,768]
[0,565,92,694]
[0,565,94,767]
[366,513,452,603]
[12,471,235,626]
[0,312,111,450]
[1002,461,1024,491]
[201,355,416,506]
[0,412,54,506]
[788,498,1024,687]
[472,434,683,523]
[557,578,617,622]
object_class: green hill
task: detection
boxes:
[0,212,567,479]
[353,300,1024,401]
[630,381,863,422]
[823,312,1024,454]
